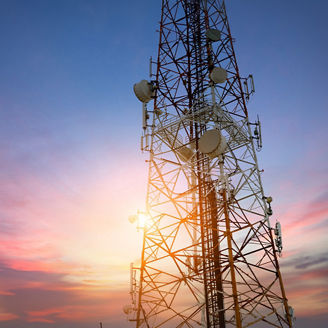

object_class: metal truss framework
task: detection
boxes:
[132,1,293,327]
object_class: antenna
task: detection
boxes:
[275,221,283,256]
[253,115,262,151]
[243,74,255,101]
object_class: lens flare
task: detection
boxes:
[137,213,150,228]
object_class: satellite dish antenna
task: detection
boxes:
[206,29,221,42]
[210,67,227,84]
[133,80,153,103]
[128,215,137,224]
[199,129,227,159]
[122,304,132,315]
[177,146,194,162]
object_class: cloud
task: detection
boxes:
[0,290,15,296]
[280,252,328,317]
[282,253,328,270]
[0,312,19,322]
[27,317,55,323]
[0,260,130,326]
[284,190,328,231]
[294,256,328,270]
[296,269,328,281]
[25,300,126,323]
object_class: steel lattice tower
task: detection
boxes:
[129,0,294,327]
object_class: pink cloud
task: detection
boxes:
[280,254,328,317]
[273,190,328,257]
[1,257,75,274]
[0,290,15,296]
[0,312,19,322]
[27,317,55,323]
[0,239,60,259]
[285,204,328,231]
[297,269,328,281]
[25,291,127,324]
[286,286,328,317]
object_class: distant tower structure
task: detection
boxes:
[129,0,294,327]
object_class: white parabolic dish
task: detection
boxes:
[210,67,227,84]
[206,28,221,42]
[133,80,153,103]
[199,129,227,158]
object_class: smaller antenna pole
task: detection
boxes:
[99,322,103,328]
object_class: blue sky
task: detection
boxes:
[0,0,327,327]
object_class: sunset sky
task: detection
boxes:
[0,0,327,327]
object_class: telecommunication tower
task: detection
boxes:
[128,0,294,327]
